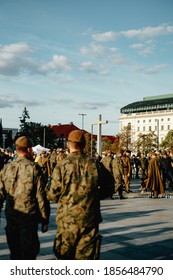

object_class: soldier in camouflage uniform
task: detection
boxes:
[112,149,125,199]
[47,130,102,260]
[37,150,51,183]
[101,150,113,174]
[122,150,132,193]
[0,136,50,260]
[49,148,57,174]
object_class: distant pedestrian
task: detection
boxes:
[122,150,132,193]
[112,149,125,199]
[145,152,165,198]
[160,151,173,191]
[139,152,148,190]
[37,150,51,183]
[101,150,113,174]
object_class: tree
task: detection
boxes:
[5,130,13,149]
[134,131,157,154]
[102,136,113,152]
[119,123,132,150]
[16,108,57,147]
[111,135,120,152]
[84,132,96,155]
[19,107,30,134]
[160,130,173,150]
[0,119,3,147]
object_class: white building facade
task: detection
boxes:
[119,94,173,145]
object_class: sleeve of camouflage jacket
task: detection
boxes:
[34,164,50,224]
[0,171,6,212]
[46,164,62,203]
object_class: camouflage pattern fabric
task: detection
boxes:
[101,155,113,174]
[47,151,102,259]
[49,150,57,174]
[53,225,101,260]
[0,156,50,259]
[112,156,124,193]
[121,155,131,192]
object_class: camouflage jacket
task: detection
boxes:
[112,157,124,180]
[0,156,50,225]
[47,151,102,228]
[121,155,131,175]
[101,155,113,174]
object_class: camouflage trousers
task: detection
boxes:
[5,220,40,260]
[53,224,101,260]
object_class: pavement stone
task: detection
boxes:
[0,178,173,260]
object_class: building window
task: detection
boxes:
[149,119,151,122]
[143,120,145,123]
[149,126,151,131]
[137,127,140,131]
[168,125,170,130]
[168,118,170,121]
[161,125,164,130]
[143,126,145,131]
[161,118,164,122]
[137,120,140,123]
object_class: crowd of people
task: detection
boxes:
[98,148,173,199]
[0,131,173,260]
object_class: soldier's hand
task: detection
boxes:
[41,223,48,233]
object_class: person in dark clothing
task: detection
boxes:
[160,151,173,191]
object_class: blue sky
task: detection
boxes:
[0,0,173,135]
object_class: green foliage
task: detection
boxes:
[160,129,173,150]
[119,123,132,150]
[102,136,113,151]
[16,107,57,147]
[84,132,96,155]
[19,107,30,134]
[134,131,157,154]
[5,130,13,149]
[0,119,3,147]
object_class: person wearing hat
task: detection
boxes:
[47,129,102,260]
[121,149,132,193]
[112,148,126,199]
[37,150,51,183]
[145,151,165,198]
[0,136,50,259]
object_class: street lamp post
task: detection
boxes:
[78,113,87,131]
[155,119,159,149]
[91,114,108,156]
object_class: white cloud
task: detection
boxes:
[80,43,117,58]
[0,42,34,76]
[91,24,173,43]
[80,43,105,56]
[130,43,143,49]
[0,42,71,76]
[79,61,97,72]
[78,61,109,75]
[130,63,169,74]
[92,31,118,42]
[38,55,71,74]
[121,24,173,39]
[0,94,43,108]
[109,54,128,65]
[145,64,169,74]
[79,101,111,110]
[130,40,155,56]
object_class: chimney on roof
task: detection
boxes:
[58,123,61,126]
[69,122,73,125]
